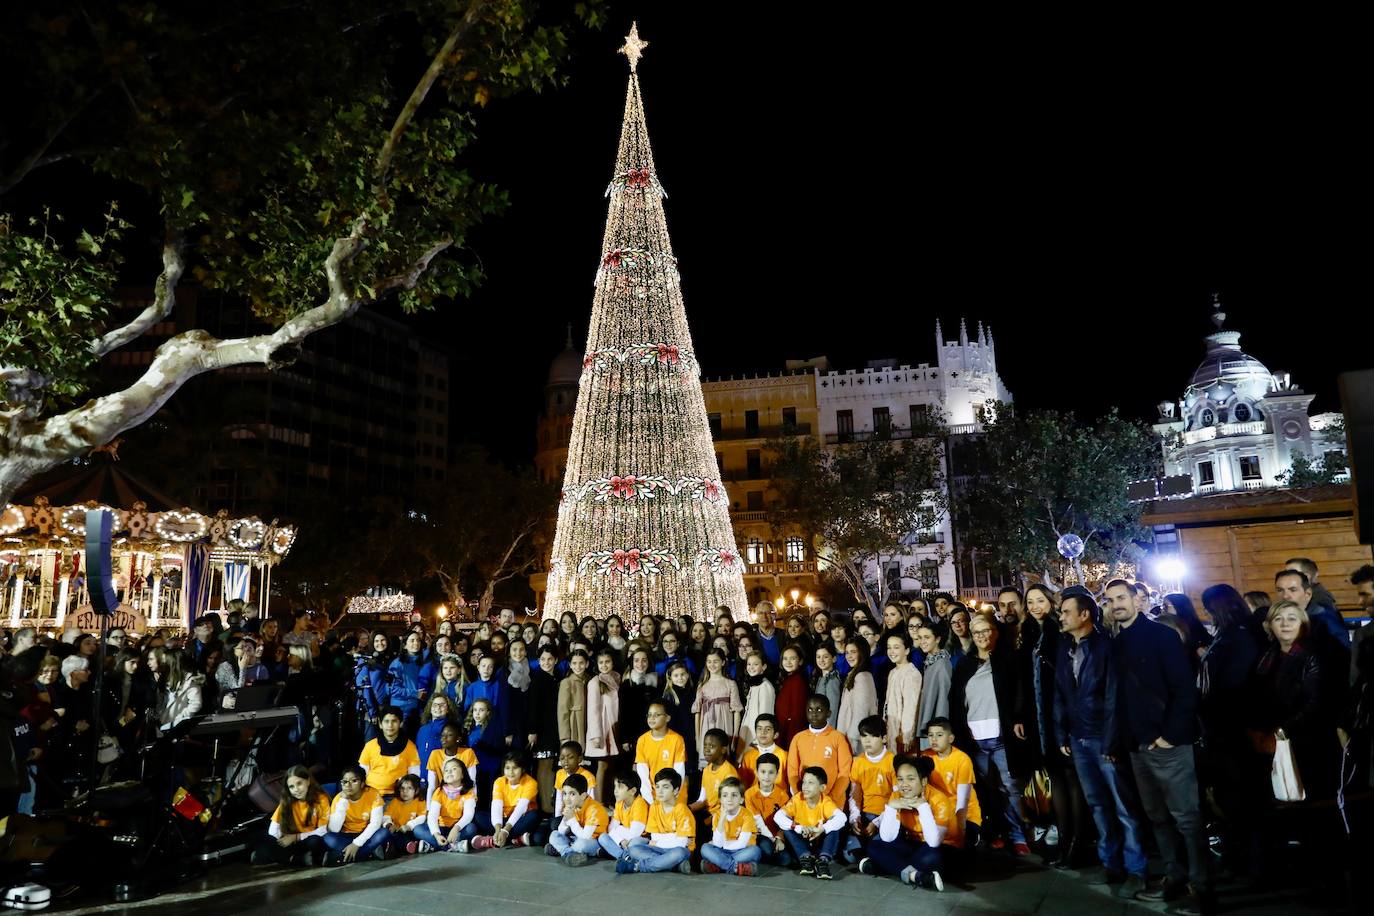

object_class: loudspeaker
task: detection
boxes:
[85,508,120,616]
[1339,369,1374,545]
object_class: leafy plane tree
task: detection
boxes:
[0,1,603,504]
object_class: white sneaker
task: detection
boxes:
[1045,825,1060,847]
[418,841,435,854]
[454,840,471,854]
[1032,826,1047,843]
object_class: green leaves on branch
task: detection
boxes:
[0,207,126,408]
[954,404,1161,584]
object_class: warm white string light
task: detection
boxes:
[544,28,748,622]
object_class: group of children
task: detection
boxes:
[256,692,981,891]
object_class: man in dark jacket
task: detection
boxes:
[1054,588,1146,897]
[1105,579,1210,914]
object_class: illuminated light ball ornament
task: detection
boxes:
[1057,533,1085,560]
[541,22,748,623]
[154,510,210,542]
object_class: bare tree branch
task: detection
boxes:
[89,230,185,357]
[371,236,453,295]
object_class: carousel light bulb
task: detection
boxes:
[774,596,785,610]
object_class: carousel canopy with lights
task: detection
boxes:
[3,463,296,631]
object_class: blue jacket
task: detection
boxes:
[654,652,698,679]
[386,654,434,713]
[1112,616,1198,749]
[1053,627,1120,752]
[464,678,509,736]
[416,717,450,762]
[1308,604,1351,648]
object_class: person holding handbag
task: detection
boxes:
[1249,601,1341,801]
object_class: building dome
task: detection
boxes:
[547,325,582,387]
[1182,308,1275,408]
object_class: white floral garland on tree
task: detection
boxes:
[560,474,726,505]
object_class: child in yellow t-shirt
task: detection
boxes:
[633,702,687,803]
[739,714,789,793]
[419,757,476,851]
[466,751,540,852]
[773,766,845,880]
[426,722,478,803]
[358,706,421,797]
[382,774,428,856]
[614,768,694,875]
[547,773,608,866]
[691,729,740,839]
[253,765,330,866]
[324,765,389,864]
[921,717,982,849]
[553,740,598,820]
[858,754,952,892]
[599,771,649,860]
[744,753,793,867]
[700,777,759,876]
[844,716,895,862]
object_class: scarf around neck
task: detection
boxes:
[377,733,408,756]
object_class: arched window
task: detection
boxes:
[1233,403,1251,422]
[785,537,806,562]
[1200,408,1215,426]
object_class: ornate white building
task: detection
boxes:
[1152,301,1343,494]
[815,319,1013,597]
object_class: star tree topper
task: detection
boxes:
[619,21,649,72]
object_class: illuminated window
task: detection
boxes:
[746,538,764,564]
[785,537,805,562]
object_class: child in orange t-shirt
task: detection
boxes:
[921,717,982,849]
[547,773,608,866]
[465,751,539,852]
[599,771,649,860]
[844,716,895,862]
[785,696,853,808]
[744,753,793,868]
[691,729,740,840]
[773,766,846,880]
[381,774,428,856]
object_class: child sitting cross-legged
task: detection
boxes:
[690,729,739,842]
[774,765,845,880]
[251,765,330,867]
[323,765,389,865]
[598,771,649,861]
[614,768,694,875]
[418,757,476,851]
[546,773,608,866]
[857,754,952,892]
[381,774,429,856]
[699,777,759,877]
[744,752,793,868]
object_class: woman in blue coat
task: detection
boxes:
[387,631,434,735]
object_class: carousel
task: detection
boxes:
[3,463,296,632]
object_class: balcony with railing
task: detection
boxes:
[712,423,811,442]
[745,560,818,576]
[824,424,945,445]
[1182,420,1268,445]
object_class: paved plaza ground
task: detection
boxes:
[51,845,1338,916]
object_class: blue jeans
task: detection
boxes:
[623,840,690,872]
[784,828,841,861]
[866,837,943,877]
[599,833,633,859]
[844,812,878,857]
[550,832,601,857]
[414,822,452,849]
[701,842,762,871]
[1072,737,1147,877]
[323,828,390,861]
[460,809,540,842]
[972,737,1026,844]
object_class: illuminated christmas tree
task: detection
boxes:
[543,24,747,622]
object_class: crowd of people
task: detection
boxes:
[4,555,1374,914]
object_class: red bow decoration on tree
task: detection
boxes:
[602,249,623,269]
[702,479,721,501]
[717,549,735,567]
[655,343,679,365]
[626,168,651,189]
[582,354,596,370]
[613,548,642,573]
[609,475,639,498]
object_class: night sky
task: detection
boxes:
[409,5,1365,464]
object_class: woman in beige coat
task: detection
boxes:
[557,649,590,748]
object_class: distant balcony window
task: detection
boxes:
[1198,461,1215,486]
[746,538,764,564]
[1240,455,1262,480]
[785,537,806,562]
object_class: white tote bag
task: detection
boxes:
[1271,728,1306,802]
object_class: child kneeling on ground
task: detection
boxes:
[858,754,952,892]
[614,768,694,875]
[774,766,845,879]
[700,777,759,876]
[547,773,608,866]
[252,765,330,866]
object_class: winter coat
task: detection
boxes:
[949,646,1030,777]
[836,671,879,755]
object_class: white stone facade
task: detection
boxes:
[1152,304,1344,495]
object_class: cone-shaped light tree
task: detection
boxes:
[543,24,748,623]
